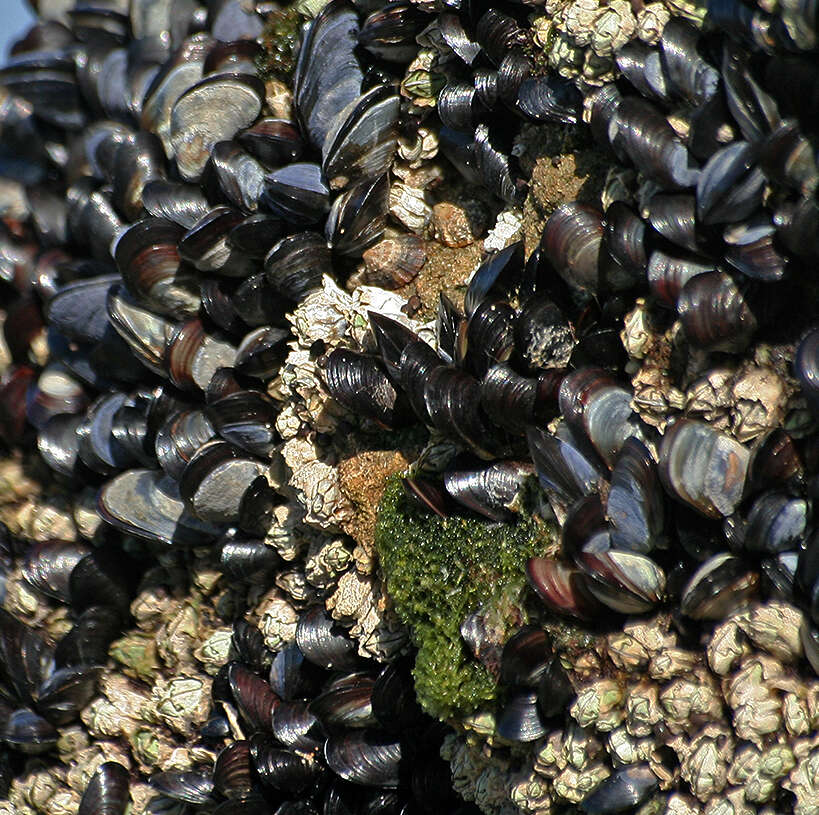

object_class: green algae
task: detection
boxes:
[374,476,556,721]
[256,7,302,82]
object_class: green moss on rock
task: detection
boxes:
[375,476,556,721]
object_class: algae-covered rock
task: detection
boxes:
[375,476,556,721]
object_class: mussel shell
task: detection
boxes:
[149,771,215,805]
[658,419,750,519]
[2,708,59,754]
[324,731,401,788]
[577,549,666,614]
[580,764,659,815]
[680,553,758,620]
[499,626,551,688]
[78,761,130,815]
[309,673,377,730]
[272,700,326,753]
[526,557,601,621]
[517,75,581,124]
[214,740,254,799]
[325,349,399,428]
[296,607,359,671]
[264,232,330,302]
[228,662,278,733]
[251,734,324,794]
[23,539,90,603]
[36,665,103,726]
[261,162,330,226]
[495,690,547,742]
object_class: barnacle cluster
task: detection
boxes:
[1,0,819,814]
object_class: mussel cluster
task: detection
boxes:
[2,0,819,812]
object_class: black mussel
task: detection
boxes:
[107,455,212,544]
[561,494,611,559]
[270,645,325,702]
[239,117,304,167]
[696,141,766,226]
[149,771,215,805]
[179,440,268,524]
[659,19,719,106]
[402,476,449,518]
[496,690,547,742]
[78,762,130,815]
[228,662,278,733]
[76,393,138,476]
[293,0,363,152]
[323,86,399,191]
[296,607,359,671]
[179,207,254,277]
[475,9,527,65]
[252,733,324,794]
[580,764,659,814]
[646,193,699,253]
[722,213,787,281]
[464,241,524,318]
[499,626,551,688]
[325,349,400,428]
[206,390,278,457]
[444,461,532,522]
[677,271,757,352]
[231,272,284,327]
[541,204,606,294]
[214,740,254,799]
[680,553,758,619]
[559,367,645,468]
[371,660,424,732]
[265,232,331,301]
[608,438,665,554]
[325,174,389,257]
[536,657,574,720]
[170,73,264,181]
[577,548,666,614]
[741,491,807,555]
[69,549,133,619]
[369,312,418,383]
[228,214,284,260]
[473,124,526,206]
[748,429,803,494]
[206,140,266,213]
[604,203,647,276]
[497,51,532,104]
[55,606,123,668]
[2,708,58,754]
[438,83,479,133]
[155,409,216,481]
[527,426,604,514]
[261,162,330,226]
[273,700,326,753]
[234,326,289,379]
[659,419,750,519]
[517,75,582,124]
[611,97,700,189]
[721,42,780,145]
[646,250,714,306]
[465,300,516,376]
[437,13,481,65]
[480,364,559,435]
[514,296,574,372]
[615,43,669,102]
[309,673,377,730]
[142,179,211,229]
[526,557,602,621]
[111,131,166,221]
[22,540,90,603]
[232,620,273,673]
[801,620,819,675]
[795,328,819,412]
[219,537,280,583]
[359,3,426,62]
[25,364,87,430]
[585,84,623,153]
[36,665,102,726]
[324,731,401,788]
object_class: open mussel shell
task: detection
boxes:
[309,673,377,730]
[170,73,264,182]
[659,419,750,518]
[324,731,401,788]
[296,607,359,672]
[99,468,224,545]
[680,553,758,620]
[78,762,130,815]
[179,440,268,524]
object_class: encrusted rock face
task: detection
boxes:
[2,0,819,812]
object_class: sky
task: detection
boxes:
[1,0,36,59]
